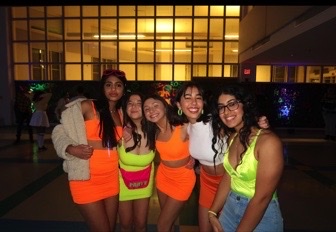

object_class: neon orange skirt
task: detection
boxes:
[69,149,119,204]
[199,166,223,208]
[155,163,196,201]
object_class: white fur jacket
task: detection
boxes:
[51,99,90,180]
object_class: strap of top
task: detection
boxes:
[91,101,97,116]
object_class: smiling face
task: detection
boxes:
[104,75,125,102]
[177,86,204,124]
[218,93,244,131]
[143,97,166,124]
[126,94,143,121]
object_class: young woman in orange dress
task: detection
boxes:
[143,94,196,232]
[52,69,127,232]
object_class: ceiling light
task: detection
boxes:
[93,34,145,39]
[232,49,238,53]
[154,49,191,52]
[225,34,239,39]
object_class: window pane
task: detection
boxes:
[194,19,208,39]
[65,42,81,62]
[210,42,223,63]
[100,6,117,17]
[210,6,224,16]
[29,7,44,18]
[13,42,29,62]
[138,18,154,40]
[137,64,154,80]
[30,20,45,40]
[156,41,173,62]
[322,66,336,83]
[226,6,240,16]
[119,6,136,16]
[174,42,191,62]
[119,42,135,62]
[175,18,192,37]
[193,48,207,62]
[82,6,98,17]
[156,6,173,16]
[209,65,223,77]
[175,6,192,16]
[209,18,223,39]
[256,65,271,82]
[83,19,98,39]
[156,19,173,39]
[225,18,239,39]
[119,19,135,35]
[174,64,188,81]
[12,20,28,40]
[193,64,207,77]
[101,19,117,39]
[101,42,117,61]
[12,7,27,18]
[65,64,81,80]
[64,6,80,17]
[47,19,63,39]
[47,6,62,17]
[65,19,80,39]
[14,64,30,80]
[156,64,172,81]
[48,42,63,59]
[83,41,98,61]
[194,6,208,16]
[306,66,321,83]
[120,64,135,81]
[224,41,238,63]
[137,6,154,16]
[138,41,154,62]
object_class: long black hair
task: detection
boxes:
[211,84,261,166]
[121,92,156,152]
[93,69,127,148]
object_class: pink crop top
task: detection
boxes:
[155,125,189,161]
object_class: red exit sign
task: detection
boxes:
[244,69,251,75]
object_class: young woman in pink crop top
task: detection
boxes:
[52,69,127,232]
[143,94,196,232]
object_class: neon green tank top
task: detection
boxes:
[223,129,277,199]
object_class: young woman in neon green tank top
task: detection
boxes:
[209,84,284,232]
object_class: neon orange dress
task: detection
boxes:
[69,105,122,204]
[155,125,196,201]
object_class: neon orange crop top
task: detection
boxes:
[155,125,189,161]
[85,102,123,141]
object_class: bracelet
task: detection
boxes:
[208,210,218,217]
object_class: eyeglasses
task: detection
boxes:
[103,69,125,77]
[217,100,240,114]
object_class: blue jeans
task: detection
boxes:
[218,191,283,232]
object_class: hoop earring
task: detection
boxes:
[178,109,183,116]
[201,109,204,115]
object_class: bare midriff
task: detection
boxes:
[161,156,191,168]
[202,163,225,176]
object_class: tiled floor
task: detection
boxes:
[0,126,335,231]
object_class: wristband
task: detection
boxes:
[208,210,218,217]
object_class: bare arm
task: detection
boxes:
[236,131,284,231]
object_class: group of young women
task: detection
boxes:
[52,69,284,232]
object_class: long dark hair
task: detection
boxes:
[143,94,184,137]
[122,92,156,152]
[93,69,127,148]
[173,81,211,124]
[211,84,261,166]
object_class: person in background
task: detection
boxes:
[321,86,336,141]
[29,89,52,151]
[174,81,269,232]
[54,91,70,123]
[51,69,127,232]
[208,84,284,232]
[70,85,87,102]
[143,94,196,232]
[117,92,156,232]
[14,85,34,144]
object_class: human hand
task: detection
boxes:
[258,115,270,129]
[67,144,93,160]
[122,125,133,142]
[185,156,195,169]
[209,216,224,232]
